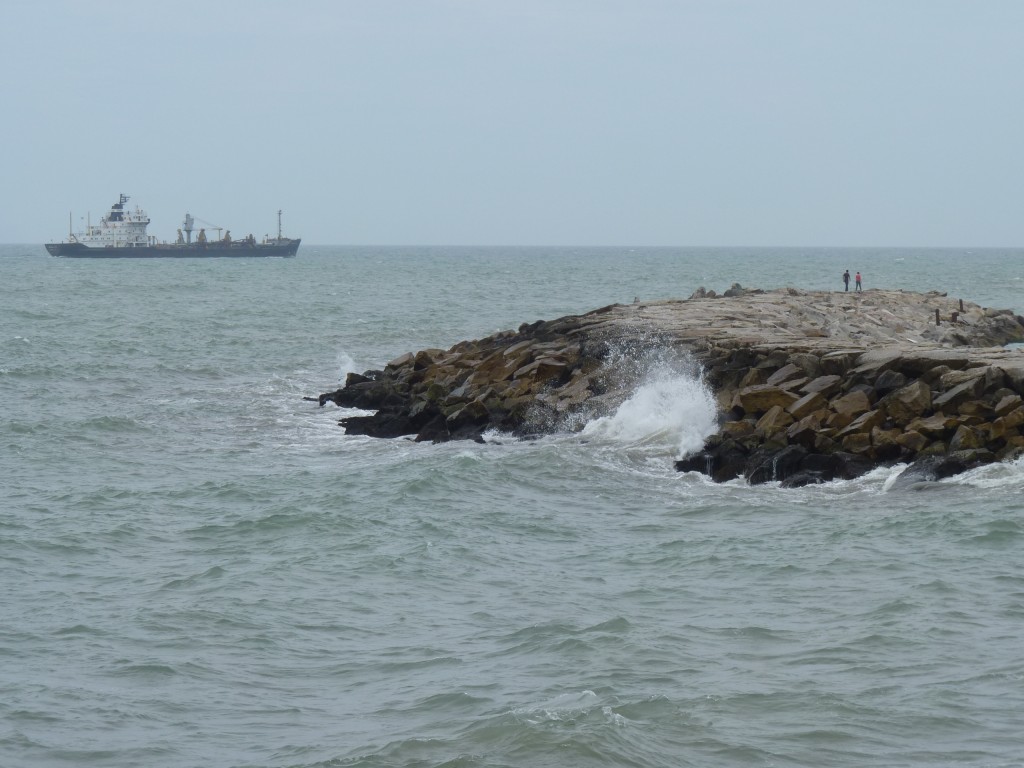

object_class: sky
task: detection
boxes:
[2,0,1022,246]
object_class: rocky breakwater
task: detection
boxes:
[316,287,1024,484]
[316,305,641,443]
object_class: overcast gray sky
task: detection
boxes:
[3,0,1022,246]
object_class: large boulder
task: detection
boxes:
[880,380,932,423]
[755,405,795,438]
[736,385,800,414]
[948,424,985,452]
[933,378,987,411]
[907,413,960,438]
[835,409,885,439]
[340,409,416,438]
[890,450,996,489]
[786,412,825,448]
[675,438,749,483]
[895,429,930,454]
[787,391,828,420]
[800,374,843,397]
[873,369,908,395]
[831,390,873,420]
[994,394,1023,417]
[745,445,809,485]
[766,363,804,387]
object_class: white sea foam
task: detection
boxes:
[881,463,912,492]
[872,457,1024,493]
[516,690,601,723]
[943,455,1024,490]
[336,350,358,382]
[581,364,718,457]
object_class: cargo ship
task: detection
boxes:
[45,195,301,258]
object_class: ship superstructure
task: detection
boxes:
[46,195,300,258]
[73,195,153,249]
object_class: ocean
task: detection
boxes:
[2,244,1023,768]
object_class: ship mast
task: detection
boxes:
[277,210,282,241]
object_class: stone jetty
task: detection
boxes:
[316,287,1024,485]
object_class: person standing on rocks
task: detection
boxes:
[855,271,862,292]
[843,270,850,291]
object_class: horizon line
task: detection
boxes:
[4,242,1023,250]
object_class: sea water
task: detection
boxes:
[2,245,1023,767]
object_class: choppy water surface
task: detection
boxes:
[2,245,1023,767]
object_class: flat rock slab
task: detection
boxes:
[581,288,1023,352]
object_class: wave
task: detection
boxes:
[580,361,717,458]
[336,349,359,383]
[873,456,1024,495]
[942,456,1024,490]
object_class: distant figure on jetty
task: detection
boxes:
[855,271,863,292]
[843,270,850,291]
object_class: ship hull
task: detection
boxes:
[45,240,301,258]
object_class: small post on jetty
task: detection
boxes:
[960,298,965,312]
[935,308,941,326]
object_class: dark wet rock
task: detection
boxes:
[831,451,877,480]
[413,413,451,443]
[675,437,750,483]
[780,470,827,488]
[890,450,997,489]
[340,409,416,439]
[746,445,808,485]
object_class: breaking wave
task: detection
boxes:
[580,356,718,457]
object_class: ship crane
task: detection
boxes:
[189,215,225,241]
